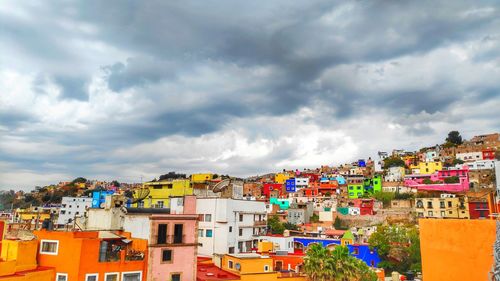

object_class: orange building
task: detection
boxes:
[0,220,54,281]
[419,219,496,281]
[34,229,148,281]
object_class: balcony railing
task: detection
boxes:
[153,235,186,245]
[254,220,267,226]
[125,249,145,261]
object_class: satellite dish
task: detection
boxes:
[130,188,150,204]
[212,179,231,193]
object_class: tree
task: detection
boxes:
[333,217,348,230]
[283,222,299,231]
[373,192,395,208]
[72,177,87,184]
[304,244,378,281]
[368,224,421,273]
[267,215,285,234]
[443,176,460,184]
[110,180,120,187]
[383,157,406,169]
[446,131,463,145]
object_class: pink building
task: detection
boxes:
[124,196,199,281]
[404,168,470,192]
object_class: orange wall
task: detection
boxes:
[419,219,496,281]
[34,230,148,281]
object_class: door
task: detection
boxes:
[275,261,283,271]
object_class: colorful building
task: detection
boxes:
[221,253,306,281]
[404,167,470,192]
[124,196,199,281]
[191,173,215,183]
[419,219,495,281]
[133,179,192,208]
[262,183,283,198]
[410,161,443,175]
[0,220,54,281]
[415,194,469,219]
[291,237,380,267]
[347,184,364,199]
[34,229,148,281]
[274,173,292,184]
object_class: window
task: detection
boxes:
[173,224,183,244]
[264,265,270,272]
[157,201,164,208]
[427,202,433,208]
[448,201,452,207]
[40,240,59,255]
[228,260,234,268]
[228,247,235,254]
[105,273,119,281]
[138,201,144,208]
[239,214,243,222]
[206,229,213,237]
[205,214,212,222]
[198,229,204,237]
[229,226,232,232]
[85,274,98,281]
[171,274,181,281]
[440,201,445,208]
[239,229,243,236]
[56,273,68,281]
[352,247,359,255]
[440,211,445,217]
[428,211,433,217]
[122,272,142,281]
[157,224,167,244]
[162,249,172,262]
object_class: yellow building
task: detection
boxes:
[0,220,54,280]
[415,195,469,219]
[274,173,292,184]
[222,253,306,281]
[191,173,214,183]
[14,208,51,223]
[410,161,443,175]
[133,179,192,208]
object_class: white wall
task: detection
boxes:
[258,236,294,253]
[196,198,267,256]
[57,197,92,225]
[123,215,151,240]
[456,152,483,162]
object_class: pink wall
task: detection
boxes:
[149,214,198,281]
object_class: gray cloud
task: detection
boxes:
[0,0,499,188]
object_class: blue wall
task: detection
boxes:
[293,237,380,267]
[91,190,114,208]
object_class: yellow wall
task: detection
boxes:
[419,219,495,281]
[1,240,38,272]
[191,173,213,183]
[415,197,469,219]
[257,241,274,253]
[222,255,273,274]
[410,161,442,174]
[274,173,291,184]
[135,179,192,207]
[18,212,51,221]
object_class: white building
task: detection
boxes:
[294,177,309,188]
[375,151,388,172]
[460,160,495,170]
[385,166,405,182]
[57,197,92,225]
[456,151,483,162]
[196,198,267,256]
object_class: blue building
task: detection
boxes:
[91,190,114,208]
[292,237,380,267]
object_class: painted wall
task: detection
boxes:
[419,219,495,281]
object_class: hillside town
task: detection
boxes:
[0,131,497,281]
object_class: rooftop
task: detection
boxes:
[197,263,240,281]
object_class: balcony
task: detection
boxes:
[125,249,146,261]
[153,235,187,245]
[254,220,267,226]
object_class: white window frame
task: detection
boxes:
[85,273,99,281]
[121,271,142,281]
[104,272,119,281]
[56,273,68,281]
[40,239,59,255]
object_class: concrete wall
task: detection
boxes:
[419,219,495,281]
[123,215,150,240]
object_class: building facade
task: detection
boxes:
[57,197,93,225]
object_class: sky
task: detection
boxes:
[1,1,499,189]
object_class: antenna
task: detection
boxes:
[212,179,231,193]
[129,188,150,204]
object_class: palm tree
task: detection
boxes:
[304,244,378,281]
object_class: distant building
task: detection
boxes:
[415,194,469,219]
[133,179,192,208]
[57,196,92,225]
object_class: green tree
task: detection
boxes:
[443,176,459,184]
[373,192,395,208]
[110,180,120,187]
[368,224,421,273]
[446,131,463,145]
[267,215,285,234]
[383,157,406,169]
[283,222,299,231]
[72,177,87,184]
[304,244,378,281]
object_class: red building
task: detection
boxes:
[482,149,496,160]
[352,199,375,215]
[262,183,283,198]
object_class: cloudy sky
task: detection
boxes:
[1,1,499,189]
